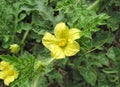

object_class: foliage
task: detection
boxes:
[0,0,120,87]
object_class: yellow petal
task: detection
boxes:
[69,28,81,41]
[0,61,9,70]
[51,45,65,59]
[4,76,14,86]
[42,32,57,51]
[3,68,19,86]
[64,41,80,56]
[0,61,19,86]
[13,71,19,79]
[54,22,69,39]
[0,71,7,79]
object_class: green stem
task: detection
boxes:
[20,30,29,54]
[12,15,18,43]
[87,0,100,10]
[32,74,41,87]
[33,58,55,87]
[21,30,29,45]
[45,58,55,66]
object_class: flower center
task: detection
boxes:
[58,38,67,47]
[7,68,14,76]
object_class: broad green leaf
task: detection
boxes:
[107,12,120,31]
[106,46,120,62]
[79,67,97,86]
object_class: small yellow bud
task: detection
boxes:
[9,44,20,54]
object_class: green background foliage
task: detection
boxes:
[0,0,120,87]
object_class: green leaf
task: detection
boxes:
[79,67,97,86]
[106,46,120,61]
[107,12,120,31]
[83,30,92,39]
[48,71,63,84]
[106,46,120,67]
[87,53,109,67]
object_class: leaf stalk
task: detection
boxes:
[87,0,100,10]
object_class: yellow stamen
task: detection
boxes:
[58,39,67,47]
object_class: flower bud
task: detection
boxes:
[9,44,20,54]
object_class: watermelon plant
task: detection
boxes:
[0,0,120,87]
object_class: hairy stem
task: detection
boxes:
[21,30,29,45]
[87,0,100,10]
[32,74,41,87]
[20,30,29,54]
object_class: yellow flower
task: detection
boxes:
[42,22,81,59]
[9,44,20,54]
[0,61,19,86]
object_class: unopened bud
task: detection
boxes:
[9,44,20,53]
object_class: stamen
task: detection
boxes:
[58,38,67,47]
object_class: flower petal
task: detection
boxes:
[69,28,81,41]
[54,22,69,39]
[13,71,19,79]
[51,45,65,59]
[64,41,80,56]
[0,61,9,70]
[0,71,7,79]
[42,32,57,51]
[4,76,14,86]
